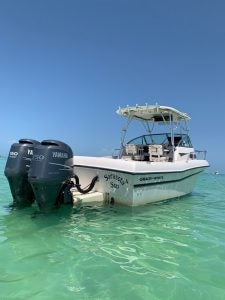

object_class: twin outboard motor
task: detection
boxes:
[4,139,40,207]
[5,139,74,212]
[28,140,74,212]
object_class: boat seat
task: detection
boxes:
[149,144,166,162]
[125,144,146,160]
[125,144,138,155]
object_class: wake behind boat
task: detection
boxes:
[4,104,209,211]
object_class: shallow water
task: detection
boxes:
[1,156,225,299]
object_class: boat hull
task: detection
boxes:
[73,156,208,206]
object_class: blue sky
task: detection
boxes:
[0,0,224,172]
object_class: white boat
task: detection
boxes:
[73,104,209,206]
[4,104,209,211]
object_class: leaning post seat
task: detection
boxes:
[125,144,146,161]
[149,144,166,162]
[125,144,137,156]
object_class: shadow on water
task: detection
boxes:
[2,184,212,238]
[1,193,195,221]
[0,163,214,228]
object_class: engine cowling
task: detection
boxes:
[4,139,40,207]
[28,140,74,212]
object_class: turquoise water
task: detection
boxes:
[1,156,225,300]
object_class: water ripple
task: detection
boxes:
[1,171,225,299]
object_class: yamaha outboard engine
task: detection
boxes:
[28,140,73,212]
[4,139,40,207]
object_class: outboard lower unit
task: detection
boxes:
[28,140,74,212]
[4,139,40,207]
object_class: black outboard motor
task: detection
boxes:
[28,140,73,212]
[4,139,40,207]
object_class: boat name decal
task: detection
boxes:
[52,152,68,159]
[139,175,163,181]
[104,173,128,189]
